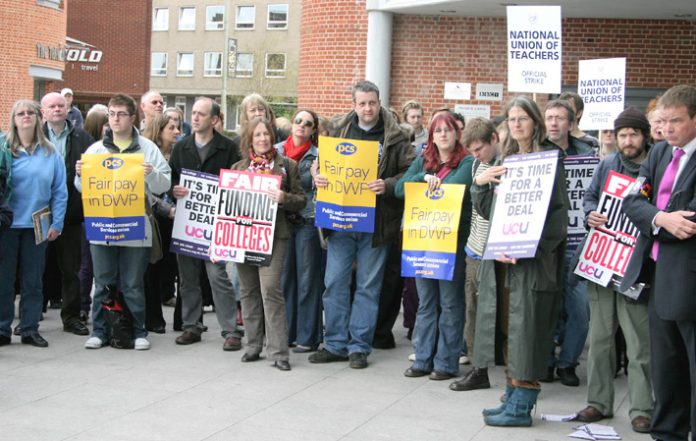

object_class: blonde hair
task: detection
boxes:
[6,100,53,156]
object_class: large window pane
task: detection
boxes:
[265,53,286,78]
[153,8,169,31]
[179,7,196,30]
[236,6,255,29]
[267,4,288,29]
[235,53,253,78]
[206,5,224,30]
[177,53,194,76]
[204,52,222,77]
[151,52,167,76]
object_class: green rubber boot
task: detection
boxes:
[482,384,514,417]
[483,387,540,427]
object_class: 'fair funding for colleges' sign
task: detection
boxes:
[507,5,562,94]
[483,150,559,260]
[578,57,626,131]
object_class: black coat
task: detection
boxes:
[169,131,241,187]
[621,141,696,320]
[43,121,94,225]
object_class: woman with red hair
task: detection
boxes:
[395,112,473,381]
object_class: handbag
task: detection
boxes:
[283,156,305,228]
[145,197,163,264]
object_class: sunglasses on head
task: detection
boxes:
[294,117,314,128]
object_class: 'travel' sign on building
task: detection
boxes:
[65,37,103,72]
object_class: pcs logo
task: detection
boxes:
[336,142,357,156]
[425,188,445,200]
[102,157,124,170]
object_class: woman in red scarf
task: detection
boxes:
[230,118,305,370]
[274,110,324,353]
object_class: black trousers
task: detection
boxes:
[373,241,404,346]
[43,224,83,325]
[649,296,696,441]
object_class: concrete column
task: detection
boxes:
[365,8,393,106]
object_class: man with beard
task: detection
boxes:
[574,107,653,433]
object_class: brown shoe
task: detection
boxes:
[175,331,201,345]
[576,406,607,423]
[631,415,651,433]
[223,336,242,351]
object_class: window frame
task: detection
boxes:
[205,5,225,31]
[265,52,286,78]
[267,4,288,30]
[150,52,168,77]
[203,52,223,77]
[235,5,255,30]
[152,7,169,31]
[176,52,194,77]
[178,6,196,31]
[235,53,254,78]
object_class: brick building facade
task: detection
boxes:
[298,0,696,120]
[0,0,66,132]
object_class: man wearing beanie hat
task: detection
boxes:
[573,106,653,433]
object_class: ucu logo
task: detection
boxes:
[425,188,444,200]
[577,262,605,279]
[502,222,529,235]
[336,142,357,155]
[185,226,212,240]
[213,248,237,258]
[102,157,124,169]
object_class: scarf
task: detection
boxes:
[619,152,642,177]
[248,148,276,174]
[283,136,312,162]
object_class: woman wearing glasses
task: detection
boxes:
[395,112,473,382]
[231,117,306,370]
[470,96,568,427]
[0,100,67,348]
[274,110,323,353]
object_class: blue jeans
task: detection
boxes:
[283,224,324,347]
[0,229,48,336]
[551,251,589,368]
[323,231,389,356]
[412,253,466,374]
[90,244,149,340]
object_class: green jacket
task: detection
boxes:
[470,146,569,381]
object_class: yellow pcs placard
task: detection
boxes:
[402,182,465,253]
[81,153,145,218]
[316,136,378,207]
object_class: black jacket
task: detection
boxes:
[169,131,241,187]
[43,121,94,225]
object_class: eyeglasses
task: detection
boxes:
[15,111,36,117]
[544,115,568,123]
[433,127,454,134]
[294,117,314,128]
[508,116,531,124]
[108,111,132,119]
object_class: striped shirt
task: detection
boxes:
[465,160,493,258]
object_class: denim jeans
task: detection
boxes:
[282,223,324,347]
[550,251,589,368]
[89,244,149,340]
[323,231,389,356]
[412,251,466,375]
[0,229,48,336]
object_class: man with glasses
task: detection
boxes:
[75,93,171,350]
[540,99,595,387]
[140,90,164,130]
[40,92,94,336]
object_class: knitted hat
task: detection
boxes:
[614,107,650,133]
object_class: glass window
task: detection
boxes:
[204,52,222,77]
[153,8,169,31]
[265,53,286,78]
[206,5,225,30]
[267,4,288,29]
[177,53,194,76]
[236,6,255,29]
[178,7,196,31]
[235,53,253,78]
[151,52,167,76]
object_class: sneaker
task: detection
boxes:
[134,338,150,350]
[449,367,491,391]
[308,348,349,363]
[84,336,104,349]
[349,352,368,369]
[459,354,471,365]
[408,353,416,362]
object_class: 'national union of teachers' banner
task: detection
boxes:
[507,5,562,94]
[210,169,281,266]
[483,150,559,259]
[565,156,599,252]
[315,136,378,232]
[578,57,626,131]
[81,153,145,242]
[171,169,219,259]
[574,171,638,289]
[402,183,466,281]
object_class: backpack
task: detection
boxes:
[101,285,135,349]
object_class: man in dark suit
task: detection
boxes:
[621,84,696,441]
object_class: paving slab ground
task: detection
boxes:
[2,307,650,441]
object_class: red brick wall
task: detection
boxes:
[0,0,66,131]
[298,7,696,120]
[297,0,368,118]
[63,0,152,105]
